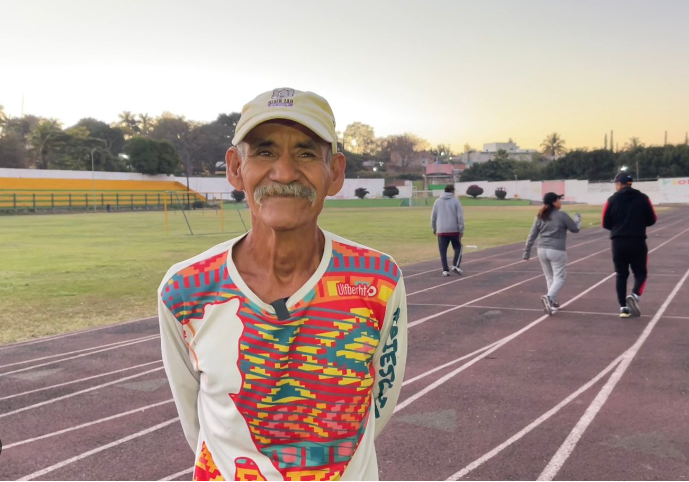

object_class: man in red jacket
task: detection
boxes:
[602,172,657,318]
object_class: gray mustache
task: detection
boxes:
[254,183,317,205]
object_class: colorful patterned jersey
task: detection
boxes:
[158,231,408,481]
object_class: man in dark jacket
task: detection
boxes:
[602,172,657,318]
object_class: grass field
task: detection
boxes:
[0,203,607,344]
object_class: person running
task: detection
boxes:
[431,184,465,277]
[523,192,581,315]
[602,172,657,318]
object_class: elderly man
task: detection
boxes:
[158,88,407,481]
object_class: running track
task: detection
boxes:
[1,207,689,480]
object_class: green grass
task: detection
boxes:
[0,204,607,344]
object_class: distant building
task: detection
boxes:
[454,139,537,165]
[425,162,467,186]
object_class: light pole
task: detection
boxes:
[91,147,99,212]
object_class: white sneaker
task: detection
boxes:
[541,295,553,316]
[626,294,641,317]
[442,271,450,277]
[451,266,463,275]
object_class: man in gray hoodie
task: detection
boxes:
[431,185,465,276]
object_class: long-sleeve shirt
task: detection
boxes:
[602,186,657,239]
[158,230,407,481]
[523,209,581,259]
[431,193,465,234]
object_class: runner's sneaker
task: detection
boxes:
[551,300,560,309]
[541,295,553,316]
[626,294,641,317]
[442,271,450,277]
[620,307,632,318]
[451,266,463,275]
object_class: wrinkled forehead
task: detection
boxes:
[242,120,330,151]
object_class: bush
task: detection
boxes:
[466,185,484,198]
[355,187,369,199]
[495,187,507,199]
[383,185,400,198]
[231,189,246,202]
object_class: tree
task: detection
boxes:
[378,133,429,172]
[0,133,28,168]
[463,143,472,153]
[493,149,510,162]
[383,186,399,198]
[0,105,8,136]
[117,111,140,138]
[151,113,196,181]
[466,185,484,198]
[138,113,154,137]
[541,133,567,159]
[29,119,64,169]
[190,114,239,175]
[124,137,180,175]
[624,137,644,150]
[495,187,507,199]
[73,118,126,155]
[343,122,377,154]
[355,187,369,199]
[430,144,453,162]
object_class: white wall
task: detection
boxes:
[4,168,689,204]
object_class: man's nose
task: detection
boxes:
[269,152,300,184]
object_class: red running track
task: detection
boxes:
[1,207,689,480]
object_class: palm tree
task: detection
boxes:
[117,111,140,138]
[624,137,644,150]
[540,133,566,159]
[29,119,63,168]
[138,113,153,137]
[0,105,9,137]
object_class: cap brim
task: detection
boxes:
[232,111,337,154]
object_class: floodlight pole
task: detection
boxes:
[91,148,98,212]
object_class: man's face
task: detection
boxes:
[615,182,623,192]
[226,121,345,232]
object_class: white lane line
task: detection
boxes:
[160,468,194,481]
[0,316,157,352]
[402,341,501,387]
[396,272,616,414]
[408,237,609,297]
[398,225,689,415]
[4,399,174,449]
[409,246,611,328]
[403,227,609,280]
[18,417,180,481]
[0,360,162,401]
[0,335,159,378]
[409,214,687,297]
[466,305,635,318]
[0,334,158,369]
[446,353,625,480]
[0,367,165,419]
[537,264,689,481]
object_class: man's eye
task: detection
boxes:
[299,152,316,158]
[258,150,273,157]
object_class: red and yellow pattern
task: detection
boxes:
[194,442,224,481]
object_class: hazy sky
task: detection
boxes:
[2,0,688,151]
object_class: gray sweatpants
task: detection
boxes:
[537,248,567,302]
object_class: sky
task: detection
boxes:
[2,0,688,152]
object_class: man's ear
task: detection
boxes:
[327,152,346,197]
[226,146,245,191]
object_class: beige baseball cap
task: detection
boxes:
[232,88,338,154]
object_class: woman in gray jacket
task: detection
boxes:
[523,192,581,315]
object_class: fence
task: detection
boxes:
[0,191,229,213]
